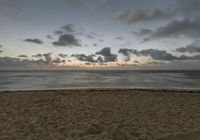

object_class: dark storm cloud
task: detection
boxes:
[112,9,172,24]
[18,55,28,58]
[119,48,200,61]
[150,18,200,39]
[52,34,81,47]
[96,47,118,62]
[176,44,200,53]
[24,38,44,45]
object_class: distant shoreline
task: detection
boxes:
[1,87,200,93]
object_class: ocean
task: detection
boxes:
[0,70,200,91]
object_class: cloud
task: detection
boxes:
[59,54,68,58]
[93,43,98,46]
[0,57,32,66]
[133,29,153,36]
[18,55,28,58]
[52,34,81,47]
[62,24,75,33]
[150,18,200,39]
[0,45,2,53]
[32,53,43,58]
[119,48,200,62]
[96,47,112,56]
[64,0,109,9]
[139,49,177,61]
[43,53,52,63]
[86,34,95,39]
[83,32,102,40]
[176,43,200,53]
[112,9,172,24]
[52,57,62,64]
[0,53,65,68]
[96,47,118,62]
[71,54,99,63]
[71,47,118,63]
[54,30,64,35]
[119,48,138,61]
[116,36,124,40]
[132,29,153,42]
[99,39,104,42]
[24,38,44,45]
[54,24,79,36]
[46,35,53,40]
[32,53,52,64]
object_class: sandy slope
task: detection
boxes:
[0,89,200,140]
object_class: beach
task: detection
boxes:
[0,89,200,140]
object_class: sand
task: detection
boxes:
[0,89,200,140]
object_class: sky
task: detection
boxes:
[0,0,200,70]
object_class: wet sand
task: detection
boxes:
[0,89,200,140]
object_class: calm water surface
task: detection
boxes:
[0,70,200,91]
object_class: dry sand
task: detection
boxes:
[0,89,200,140]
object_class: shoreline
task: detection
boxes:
[1,87,200,93]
